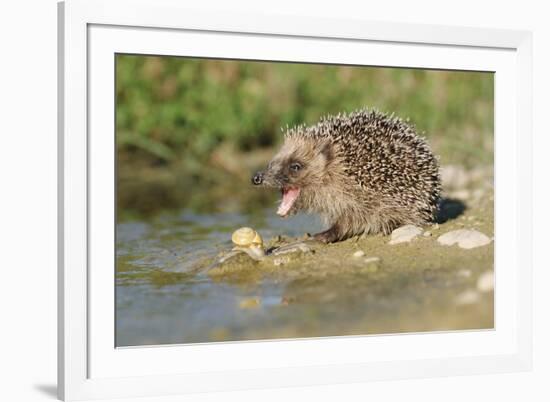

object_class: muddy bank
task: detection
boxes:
[116,165,494,346]
[201,191,493,341]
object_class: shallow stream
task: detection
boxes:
[116,203,493,347]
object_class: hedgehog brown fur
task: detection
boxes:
[251,108,441,243]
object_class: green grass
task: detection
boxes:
[116,55,494,216]
[117,55,493,166]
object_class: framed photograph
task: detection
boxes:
[58,0,533,400]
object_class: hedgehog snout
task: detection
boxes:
[253,169,288,187]
[252,171,264,185]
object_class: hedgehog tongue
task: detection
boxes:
[277,187,300,217]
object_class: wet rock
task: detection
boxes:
[270,241,312,256]
[389,225,423,245]
[477,271,494,292]
[216,250,250,264]
[437,229,492,249]
[270,242,315,266]
[353,250,366,258]
[208,251,259,276]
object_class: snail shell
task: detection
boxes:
[235,245,266,260]
[231,227,263,247]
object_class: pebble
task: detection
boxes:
[389,225,423,245]
[271,242,311,256]
[455,289,480,305]
[423,231,432,237]
[353,250,366,258]
[437,229,492,249]
[364,257,380,264]
[239,297,261,309]
[477,271,494,292]
[457,269,472,278]
[273,256,291,266]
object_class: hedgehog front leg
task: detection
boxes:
[313,224,343,243]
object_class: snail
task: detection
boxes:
[231,227,265,260]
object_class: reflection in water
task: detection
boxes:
[116,205,494,346]
[116,209,325,346]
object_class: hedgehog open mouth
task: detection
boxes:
[277,187,300,217]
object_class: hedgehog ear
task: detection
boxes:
[320,141,333,162]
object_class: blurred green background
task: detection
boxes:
[116,54,493,219]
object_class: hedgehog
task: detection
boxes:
[251,108,441,243]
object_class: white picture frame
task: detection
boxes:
[58,0,533,400]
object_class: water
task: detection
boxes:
[116,206,494,347]
[116,209,324,346]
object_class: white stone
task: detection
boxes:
[457,269,472,278]
[273,256,290,266]
[455,289,480,305]
[423,231,432,237]
[389,225,423,245]
[477,270,494,292]
[437,229,492,249]
[353,250,365,258]
[364,257,380,264]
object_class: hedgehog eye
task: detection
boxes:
[289,162,302,172]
